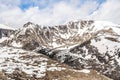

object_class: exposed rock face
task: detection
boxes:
[0,24,15,38]
[0,29,14,38]
[0,46,111,80]
[1,20,120,80]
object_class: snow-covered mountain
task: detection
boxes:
[1,20,120,80]
[0,24,15,43]
[2,20,120,49]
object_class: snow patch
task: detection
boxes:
[47,67,66,71]
[11,41,22,47]
[0,37,8,43]
[79,69,90,73]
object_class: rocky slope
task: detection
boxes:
[1,20,120,80]
[0,24,15,43]
[0,46,111,80]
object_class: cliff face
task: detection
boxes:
[1,20,120,80]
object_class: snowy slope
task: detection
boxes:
[0,46,111,80]
[0,24,15,43]
[43,21,120,80]
[0,37,8,43]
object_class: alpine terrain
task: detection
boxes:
[0,20,120,80]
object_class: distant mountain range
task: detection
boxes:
[0,20,120,80]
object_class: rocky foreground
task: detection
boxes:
[0,46,111,80]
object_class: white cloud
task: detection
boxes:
[0,0,20,7]
[0,0,120,28]
[89,0,120,24]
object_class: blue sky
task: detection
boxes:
[0,0,120,28]
[20,0,106,10]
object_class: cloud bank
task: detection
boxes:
[0,0,120,28]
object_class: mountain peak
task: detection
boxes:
[23,22,36,28]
